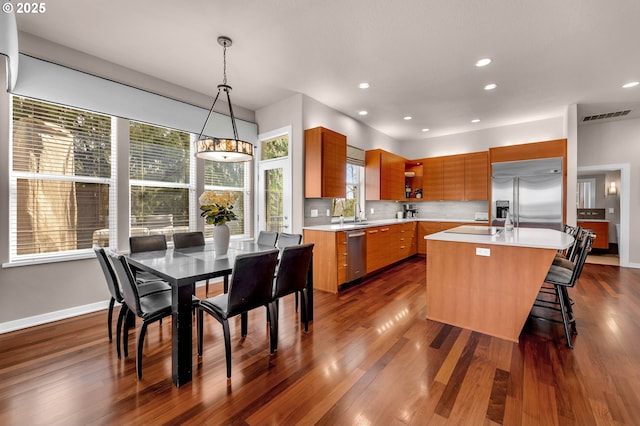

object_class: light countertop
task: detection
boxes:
[303,218,487,232]
[577,219,610,222]
[425,225,574,250]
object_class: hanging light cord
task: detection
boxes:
[196,39,239,141]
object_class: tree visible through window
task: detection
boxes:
[11,96,112,256]
[332,163,362,218]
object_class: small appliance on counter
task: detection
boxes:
[474,212,488,222]
[403,203,418,218]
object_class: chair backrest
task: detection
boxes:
[93,245,123,303]
[226,249,279,317]
[273,243,314,299]
[276,232,302,249]
[173,231,205,249]
[108,251,143,316]
[563,225,583,261]
[129,234,167,253]
[572,231,595,283]
[257,231,278,247]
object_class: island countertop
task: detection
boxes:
[425,225,574,250]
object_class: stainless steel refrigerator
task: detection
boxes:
[491,157,563,230]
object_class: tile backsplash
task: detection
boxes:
[304,198,488,226]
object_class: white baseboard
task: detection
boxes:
[0,300,111,334]
[626,262,640,269]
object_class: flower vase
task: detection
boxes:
[213,223,230,256]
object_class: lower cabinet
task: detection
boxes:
[304,222,418,294]
[577,221,609,250]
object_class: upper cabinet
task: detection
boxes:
[365,149,406,200]
[305,127,347,198]
[421,152,488,201]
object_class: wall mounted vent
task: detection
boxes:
[582,110,631,122]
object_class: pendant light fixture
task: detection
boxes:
[195,36,254,162]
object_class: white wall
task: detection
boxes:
[578,118,640,266]
[255,94,304,234]
[398,117,564,159]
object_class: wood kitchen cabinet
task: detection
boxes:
[464,152,488,200]
[365,226,389,273]
[421,152,488,201]
[367,222,417,273]
[304,127,347,198]
[423,157,444,201]
[577,221,609,250]
[365,149,406,200]
[302,229,347,294]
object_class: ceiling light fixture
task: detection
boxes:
[404,116,412,120]
[484,83,497,90]
[622,81,639,89]
[471,118,480,123]
[358,82,370,89]
[195,36,253,162]
[359,110,368,116]
[421,128,430,132]
[475,58,492,67]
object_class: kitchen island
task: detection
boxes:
[425,226,573,342]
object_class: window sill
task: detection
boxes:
[2,250,96,268]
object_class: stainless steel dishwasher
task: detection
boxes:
[346,230,366,282]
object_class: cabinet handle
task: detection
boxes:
[368,230,378,234]
[400,245,406,249]
[381,228,389,232]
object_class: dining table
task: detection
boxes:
[126,240,314,387]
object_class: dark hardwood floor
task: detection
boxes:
[1,257,639,425]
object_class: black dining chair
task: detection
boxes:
[93,245,171,353]
[108,251,177,379]
[196,249,279,379]
[275,232,304,311]
[271,243,314,343]
[129,234,170,284]
[173,231,212,296]
[257,231,278,247]
[531,230,594,348]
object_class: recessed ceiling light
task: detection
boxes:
[358,110,368,116]
[421,128,430,132]
[475,58,492,67]
[358,82,370,89]
[484,83,497,90]
[622,81,639,89]
[404,116,412,120]
[471,119,480,123]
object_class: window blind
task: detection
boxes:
[347,145,365,166]
[11,96,112,256]
[203,161,250,238]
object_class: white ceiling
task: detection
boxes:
[14,0,640,140]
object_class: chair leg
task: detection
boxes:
[301,290,309,333]
[560,286,578,334]
[116,305,127,358]
[268,303,278,354]
[107,297,115,341]
[295,292,299,312]
[555,285,573,348]
[197,309,204,356]
[241,312,248,337]
[205,279,210,297]
[123,310,133,358]
[137,321,149,379]
[222,319,232,378]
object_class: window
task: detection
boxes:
[10,96,112,258]
[576,178,596,208]
[129,121,193,241]
[204,161,251,238]
[332,163,364,219]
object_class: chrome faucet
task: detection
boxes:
[354,199,361,223]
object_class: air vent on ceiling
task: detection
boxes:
[582,110,631,122]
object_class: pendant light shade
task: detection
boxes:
[195,36,253,162]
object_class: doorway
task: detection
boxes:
[577,164,630,267]
[256,126,292,236]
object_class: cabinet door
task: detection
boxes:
[464,152,488,200]
[366,227,385,273]
[381,151,406,200]
[424,157,443,201]
[336,231,348,284]
[418,222,442,254]
[304,127,346,198]
[323,130,347,198]
[577,221,609,249]
[443,155,465,200]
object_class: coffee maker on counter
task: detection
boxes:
[403,203,418,218]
